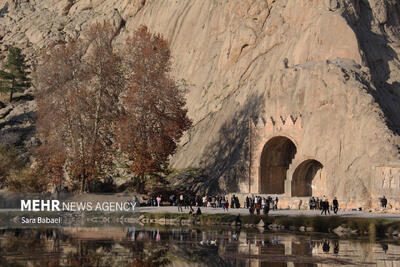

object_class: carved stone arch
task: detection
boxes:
[259,136,297,194]
[291,159,324,197]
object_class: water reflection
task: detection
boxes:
[0,227,399,266]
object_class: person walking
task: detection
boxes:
[183,194,188,209]
[274,197,279,210]
[381,196,387,208]
[156,196,161,207]
[225,198,229,212]
[256,197,261,215]
[321,196,330,215]
[309,197,315,210]
[169,195,175,206]
[298,199,303,210]
[178,194,184,212]
[253,196,258,213]
[321,196,326,215]
[249,203,255,215]
[221,197,226,211]
[235,195,239,208]
[263,197,270,215]
[332,197,339,214]
[261,197,266,211]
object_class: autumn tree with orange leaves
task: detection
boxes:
[34,23,191,193]
[116,26,192,193]
[34,23,124,192]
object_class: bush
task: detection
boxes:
[0,144,25,187]
[6,167,48,192]
[346,218,371,233]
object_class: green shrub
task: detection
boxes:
[0,144,25,187]
[6,167,48,192]
[346,218,370,233]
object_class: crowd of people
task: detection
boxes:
[245,195,278,215]
[308,196,339,215]
[173,194,243,213]
[133,194,390,216]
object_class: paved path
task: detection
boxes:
[2,206,400,220]
[136,206,400,220]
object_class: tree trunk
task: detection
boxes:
[9,78,15,102]
[80,176,87,193]
[137,175,145,194]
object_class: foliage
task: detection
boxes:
[0,46,30,102]
[116,25,192,193]
[6,167,48,192]
[0,144,25,187]
[34,23,191,193]
[34,22,124,192]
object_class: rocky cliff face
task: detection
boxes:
[0,0,399,202]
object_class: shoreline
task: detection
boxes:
[136,206,400,220]
[1,208,400,238]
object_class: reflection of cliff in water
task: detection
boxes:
[0,227,400,266]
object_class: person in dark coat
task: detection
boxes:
[321,196,330,215]
[332,197,339,214]
[263,197,270,215]
[249,204,255,215]
[256,197,261,215]
[381,196,387,208]
[235,196,240,208]
[231,195,235,209]
[309,197,315,210]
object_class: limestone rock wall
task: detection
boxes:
[0,0,399,205]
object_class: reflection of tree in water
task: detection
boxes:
[66,240,115,266]
[0,228,172,266]
[0,228,62,266]
[65,237,171,266]
[0,227,383,267]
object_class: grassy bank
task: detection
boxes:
[2,210,400,237]
[139,212,400,236]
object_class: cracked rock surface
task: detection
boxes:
[0,0,399,200]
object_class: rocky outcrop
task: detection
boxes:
[0,92,36,148]
[333,225,358,236]
[0,0,399,204]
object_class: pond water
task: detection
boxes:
[0,226,399,266]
